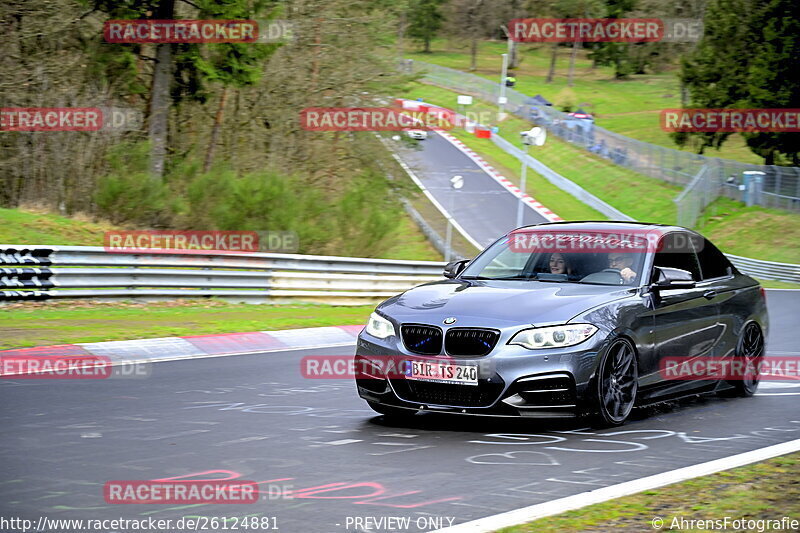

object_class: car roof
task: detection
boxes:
[514,220,697,237]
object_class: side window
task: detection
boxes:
[693,237,733,280]
[651,233,702,282]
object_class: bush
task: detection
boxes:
[554,87,578,113]
[93,142,173,226]
[93,143,405,257]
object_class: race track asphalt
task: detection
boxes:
[1,291,798,533]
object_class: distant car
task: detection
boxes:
[355,222,768,426]
[405,129,427,140]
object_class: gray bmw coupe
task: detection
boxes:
[354,222,768,426]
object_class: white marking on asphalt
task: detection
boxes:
[758,382,800,389]
[322,439,362,445]
[138,429,210,440]
[466,451,560,466]
[386,149,484,251]
[74,341,357,370]
[431,438,800,533]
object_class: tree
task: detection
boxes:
[444,0,491,71]
[407,0,445,52]
[561,0,604,86]
[587,0,637,79]
[520,0,599,83]
[84,0,280,179]
[742,0,800,164]
[675,0,762,156]
[190,0,282,172]
[84,0,175,180]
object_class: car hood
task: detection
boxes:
[378,279,635,328]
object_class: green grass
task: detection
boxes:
[500,451,800,532]
[408,194,481,260]
[0,206,441,261]
[0,300,373,349]
[399,82,800,264]
[757,279,800,289]
[698,198,800,263]
[408,39,763,164]
[379,214,442,261]
[0,207,117,245]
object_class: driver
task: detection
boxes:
[608,253,637,283]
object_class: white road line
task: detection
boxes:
[431,438,800,533]
[389,152,485,252]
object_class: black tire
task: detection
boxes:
[593,338,638,427]
[367,402,416,420]
[725,322,764,397]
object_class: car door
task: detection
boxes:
[691,235,742,361]
[643,232,724,391]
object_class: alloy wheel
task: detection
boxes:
[597,338,638,426]
[728,322,764,396]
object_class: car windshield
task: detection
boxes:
[460,229,648,286]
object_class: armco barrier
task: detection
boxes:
[0,246,444,304]
[727,255,800,283]
[0,245,796,303]
[490,134,634,221]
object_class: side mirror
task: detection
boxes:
[443,259,469,279]
[651,267,696,290]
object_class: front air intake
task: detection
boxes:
[401,324,443,355]
[445,328,499,356]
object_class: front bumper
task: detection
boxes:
[355,332,605,418]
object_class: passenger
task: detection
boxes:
[608,252,637,283]
[549,252,571,276]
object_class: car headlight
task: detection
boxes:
[365,312,396,339]
[509,324,598,349]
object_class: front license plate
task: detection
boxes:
[406,361,478,385]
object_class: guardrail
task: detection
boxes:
[727,254,800,284]
[491,134,635,221]
[0,246,444,304]
[0,245,796,303]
